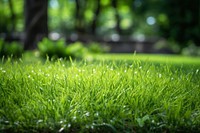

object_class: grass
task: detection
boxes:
[92,53,200,65]
[0,54,200,132]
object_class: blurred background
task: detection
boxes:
[0,0,199,56]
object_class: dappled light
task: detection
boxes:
[0,0,199,54]
[146,16,156,25]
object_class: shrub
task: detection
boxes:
[0,39,3,52]
[65,42,88,59]
[87,42,108,53]
[182,44,200,56]
[38,38,88,59]
[38,38,110,59]
[0,39,23,58]
[38,38,66,58]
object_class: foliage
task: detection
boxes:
[0,39,23,58]
[0,56,200,132]
[87,42,109,54]
[182,42,200,56]
[158,0,200,47]
[0,0,199,50]
[65,42,88,59]
[153,39,181,54]
[38,38,67,58]
[0,0,24,33]
[47,0,200,48]
[38,38,106,59]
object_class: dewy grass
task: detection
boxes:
[93,53,200,65]
[0,56,200,132]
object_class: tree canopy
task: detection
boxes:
[0,0,199,50]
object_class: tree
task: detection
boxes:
[8,0,16,34]
[24,0,48,50]
[74,0,86,34]
[91,0,101,35]
[159,0,200,47]
[112,0,121,34]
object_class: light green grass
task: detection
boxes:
[91,53,200,65]
[0,55,200,132]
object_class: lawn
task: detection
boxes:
[92,53,200,65]
[0,54,200,132]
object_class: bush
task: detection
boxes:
[87,42,108,53]
[0,39,3,52]
[0,39,23,58]
[38,38,110,59]
[65,42,88,59]
[153,39,181,54]
[182,43,200,56]
[38,38,66,58]
[38,38,88,59]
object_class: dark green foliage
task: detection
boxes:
[0,13,10,33]
[158,0,200,47]
[1,0,199,51]
[0,39,23,58]
[0,0,24,33]
[38,38,67,58]
[65,42,88,58]
[88,42,108,53]
[38,38,104,59]
[182,42,200,56]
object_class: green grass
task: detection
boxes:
[92,53,200,65]
[0,54,200,132]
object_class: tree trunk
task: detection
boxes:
[75,0,85,34]
[112,0,121,34]
[24,0,48,50]
[91,0,101,35]
[8,0,16,34]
